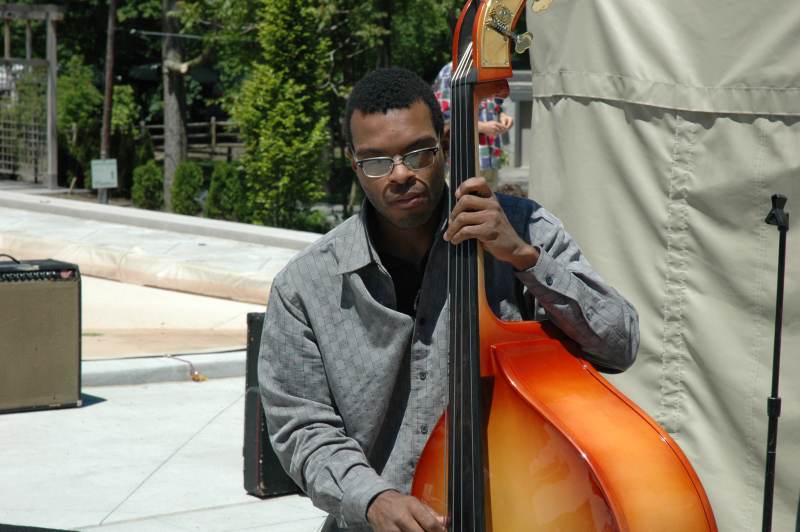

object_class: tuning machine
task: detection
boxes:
[487,5,534,54]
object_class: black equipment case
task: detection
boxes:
[243,312,301,498]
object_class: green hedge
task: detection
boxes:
[205,161,247,221]
[110,85,150,196]
[232,0,331,232]
[171,161,205,215]
[131,160,163,210]
[57,56,102,188]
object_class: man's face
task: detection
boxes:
[349,101,446,231]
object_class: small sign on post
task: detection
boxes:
[91,159,118,189]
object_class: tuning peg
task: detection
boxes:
[529,0,553,13]
[487,8,534,55]
[514,31,533,53]
[487,24,534,54]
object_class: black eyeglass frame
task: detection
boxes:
[353,144,441,179]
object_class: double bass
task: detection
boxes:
[410,1,718,530]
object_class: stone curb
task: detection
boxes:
[0,190,321,251]
[81,350,246,387]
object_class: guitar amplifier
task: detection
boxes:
[0,258,82,414]
[243,312,301,498]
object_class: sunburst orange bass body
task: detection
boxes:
[411,303,718,531]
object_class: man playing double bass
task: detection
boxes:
[258,68,639,532]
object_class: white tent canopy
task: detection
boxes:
[526,1,799,530]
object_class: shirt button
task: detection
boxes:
[418,371,427,381]
[545,275,553,286]
[420,425,428,435]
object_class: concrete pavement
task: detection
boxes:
[0,184,315,383]
[0,183,326,531]
[0,378,326,531]
[81,276,259,360]
[0,189,309,306]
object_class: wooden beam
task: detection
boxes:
[0,58,48,67]
[46,10,58,188]
[25,20,31,59]
[3,21,9,59]
[1,5,65,22]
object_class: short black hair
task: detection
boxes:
[344,67,444,147]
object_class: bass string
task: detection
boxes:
[464,49,480,532]
[449,56,461,530]
[452,50,463,530]
[464,82,478,532]
[449,41,479,530]
[449,53,460,530]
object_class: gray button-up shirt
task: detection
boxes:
[258,194,639,530]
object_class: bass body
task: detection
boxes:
[412,306,718,530]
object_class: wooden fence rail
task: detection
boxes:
[143,118,244,161]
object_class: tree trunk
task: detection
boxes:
[376,0,393,68]
[162,0,187,211]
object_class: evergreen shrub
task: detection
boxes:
[110,85,149,196]
[57,56,103,188]
[205,161,246,221]
[171,161,204,215]
[132,160,164,210]
[232,0,331,232]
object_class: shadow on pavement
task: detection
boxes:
[0,524,77,531]
[79,393,107,408]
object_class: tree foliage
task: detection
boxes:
[178,0,461,215]
[317,0,459,82]
[132,160,164,210]
[316,0,461,208]
[111,85,141,135]
[56,55,103,187]
[6,0,466,224]
[171,160,204,215]
[177,0,260,111]
[392,0,462,81]
[205,161,246,222]
[111,85,152,195]
[233,0,331,231]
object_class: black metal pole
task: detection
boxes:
[762,194,789,532]
[796,494,799,532]
[99,0,117,205]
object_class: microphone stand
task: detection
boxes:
[762,194,789,532]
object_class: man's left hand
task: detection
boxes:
[444,177,539,271]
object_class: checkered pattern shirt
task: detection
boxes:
[258,194,639,530]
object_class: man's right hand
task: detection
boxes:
[366,490,447,532]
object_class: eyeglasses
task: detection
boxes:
[354,144,440,179]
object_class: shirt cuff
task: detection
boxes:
[513,246,567,303]
[339,467,397,527]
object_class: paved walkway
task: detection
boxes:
[0,185,316,368]
[0,190,310,306]
[0,183,327,531]
[0,378,327,531]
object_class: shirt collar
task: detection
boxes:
[335,188,450,275]
[335,200,380,274]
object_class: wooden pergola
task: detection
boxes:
[1,4,63,188]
